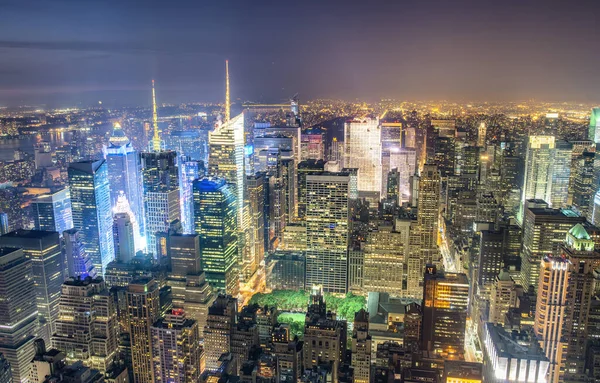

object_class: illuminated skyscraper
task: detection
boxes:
[245,173,265,281]
[32,188,73,235]
[192,178,238,295]
[178,159,201,234]
[520,204,584,290]
[488,269,519,325]
[105,122,143,235]
[559,224,600,382]
[407,164,441,298]
[534,256,569,383]
[570,151,595,218]
[588,107,600,143]
[305,172,350,293]
[550,140,572,208]
[169,234,201,278]
[113,211,136,263]
[421,266,469,360]
[204,294,237,371]
[140,151,180,259]
[363,219,411,297]
[63,228,96,278]
[0,248,38,383]
[0,230,63,343]
[52,277,119,373]
[519,136,555,223]
[351,309,371,383]
[297,159,326,220]
[128,278,160,383]
[151,311,203,383]
[343,117,382,200]
[68,159,115,274]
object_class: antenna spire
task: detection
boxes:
[225,60,230,123]
[151,79,161,152]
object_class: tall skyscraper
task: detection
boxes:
[570,151,595,218]
[303,286,347,381]
[105,122,143,235]
[559,224,600,382]
[305,172,350,293]
[351,309,371,383]
[363,219,411,297]
[588,107,600,143]
[52,277,119,373]
[245,173,265,281]
[0,248,38,383]
[343,117,382,200]
[192,178,238,295]
[208,112,245,232]
[204,294,237,371]
[113,210,136,264]
[407,164,441,298]
[31,188,73,235]
[151,311,203,383]
[68,159,115,274]
[519,136,555,223]
[488,269,519,325]
[534,256,569,383]
[296,159,326,220]
[0,230,63,343]
[422,266,469,360]
[63,229,95,278]
[550,140,572,208]
[520,204,585,290]
[169,234,201,279]
[140,151,180,259]
[128,278,160,383]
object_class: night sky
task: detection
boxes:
[0,0,598,107]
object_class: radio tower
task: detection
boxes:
[151,79,161,152]
[225,60,230,123]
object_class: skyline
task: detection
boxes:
[0,0,599,107]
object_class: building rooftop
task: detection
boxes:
[484,323,548,361]
[1,229,58,240]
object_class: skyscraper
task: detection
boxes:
[343,117,382,200]
[520,204,584,290]
[169,234,201,279]
[351,309,371,383]
[105,122,143,235]
[488,269,519,325]
[0,230,63,343]
[305,172,350,293]
[192,178,238,295]
[363,219,411,297]
[204,294,237,371]
[588,107,600,143]
[570,151,595,218]
[68,159,115,274]
[208,113,245,232]
[422,266,469,360]
[551,140,572,208]
[559,224,600,382]
[0,248,38,383]
[63,228,95,278]
[519,136,555,223]
[113,210,136,264]
[534,256,569,383]
[151,311,203,383]
[245,173,265,281]
[31,188,73,235]
[296,159,326,220]
[52,277,119,373]
[128,278,160,383]
[407,164,441,298]
[140,151,180,259]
